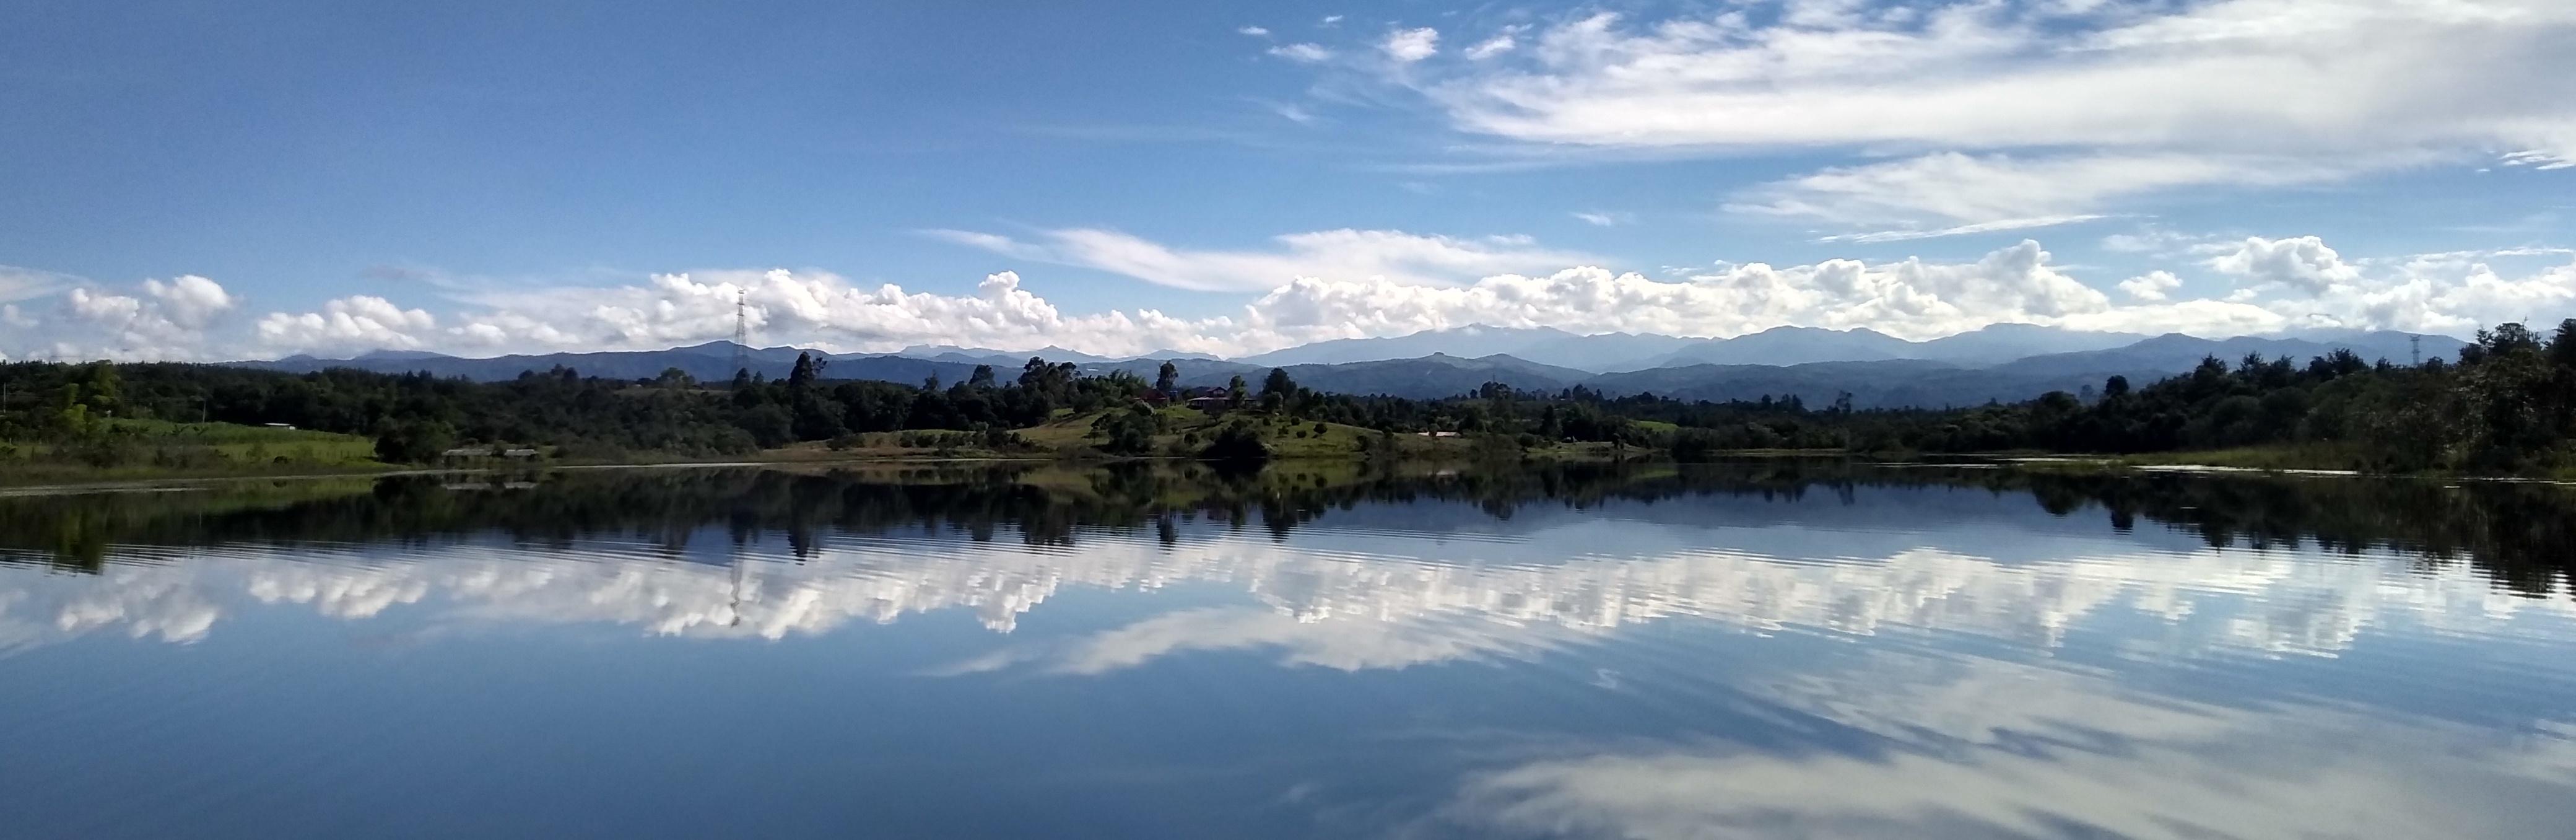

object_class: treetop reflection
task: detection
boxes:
[2,460,2570,600]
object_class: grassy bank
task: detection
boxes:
[18,412,2554,492]
[1,420,395,486]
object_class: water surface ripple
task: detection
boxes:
[2,463,2571,839]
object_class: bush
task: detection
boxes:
[1669,427,1725,463]
[1199,421,1269,463]
[1091,405,1159,455]
[372,419,455,464]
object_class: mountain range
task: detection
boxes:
[239,325,2470,409]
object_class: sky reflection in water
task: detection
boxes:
[2,464,2573,839]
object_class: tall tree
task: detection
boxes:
[788,352,816,391]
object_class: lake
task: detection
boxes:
[3,460,2574,839]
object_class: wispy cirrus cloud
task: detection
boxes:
[0,264,81,304]
[924,227,1595,292]
[1268,43,1331,63]
[1417,1,2576,154]
[1735,151,2368,233]
[1274,1,2576,232]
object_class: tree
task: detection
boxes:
[1226,375,1248,409]
[969,365,996,388]
[1262,367,1295,398]
[1092,403,1159,455]
[788,352,817,391]
[372,418,455,464]
[1155,361,1179,395]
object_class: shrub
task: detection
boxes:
[1199,421,1269,463]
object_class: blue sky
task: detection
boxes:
[3,0,2572,361]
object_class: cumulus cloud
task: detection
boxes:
[420,268,1249,357]
[2206,235,2364,292]
[928,227,1595,292]
[144,274,238,328]
[255,296,441,354]
[32,274,242,361]
[1236,25,1268,37]
[6,232,2571,362]
[2118,270,2182,302]
[1382,27,1438,63]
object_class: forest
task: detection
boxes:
[3,319,2572,475]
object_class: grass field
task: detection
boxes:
[0,419,391,484]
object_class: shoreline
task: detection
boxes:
[12,447,2575,496]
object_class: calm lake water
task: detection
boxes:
[4,461,2575,839]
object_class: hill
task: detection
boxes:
[230,329,2473,408]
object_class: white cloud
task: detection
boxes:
[1817,216,2107,243]
[255,296,440,354]
[1238,239,2135,341]
[1048,607,1549,674]
[1454,658,2576,840]
[2118,270,2182,301]
[1417,2,2576,155]
[1736,151,2356,227]
[1383,27,1439,63]
[2502,149,2574,170]
[0,264,79,304]
[931,227,1595,292]
[423,268,1245,357]
[2100,225,2203,255]
[1268,43,1331,63]
[6,234,2570,362]
[1236,25,1269,37]
[2206,235,2363,292]
[1571,211,1628,227]
[33,274,242,361]
[1334,1,2576,229]
[143,274,238,328]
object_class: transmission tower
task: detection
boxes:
[2410,335,2421,367]
[732,289,749,377]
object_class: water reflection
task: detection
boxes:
[2,462,2574,839]
[2,464,2569,658]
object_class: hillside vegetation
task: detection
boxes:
[6,319,2574,477]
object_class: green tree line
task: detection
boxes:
[6,319,2573,473]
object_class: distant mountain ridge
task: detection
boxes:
[1243,323,2160,372]
[234,327,2470,408]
